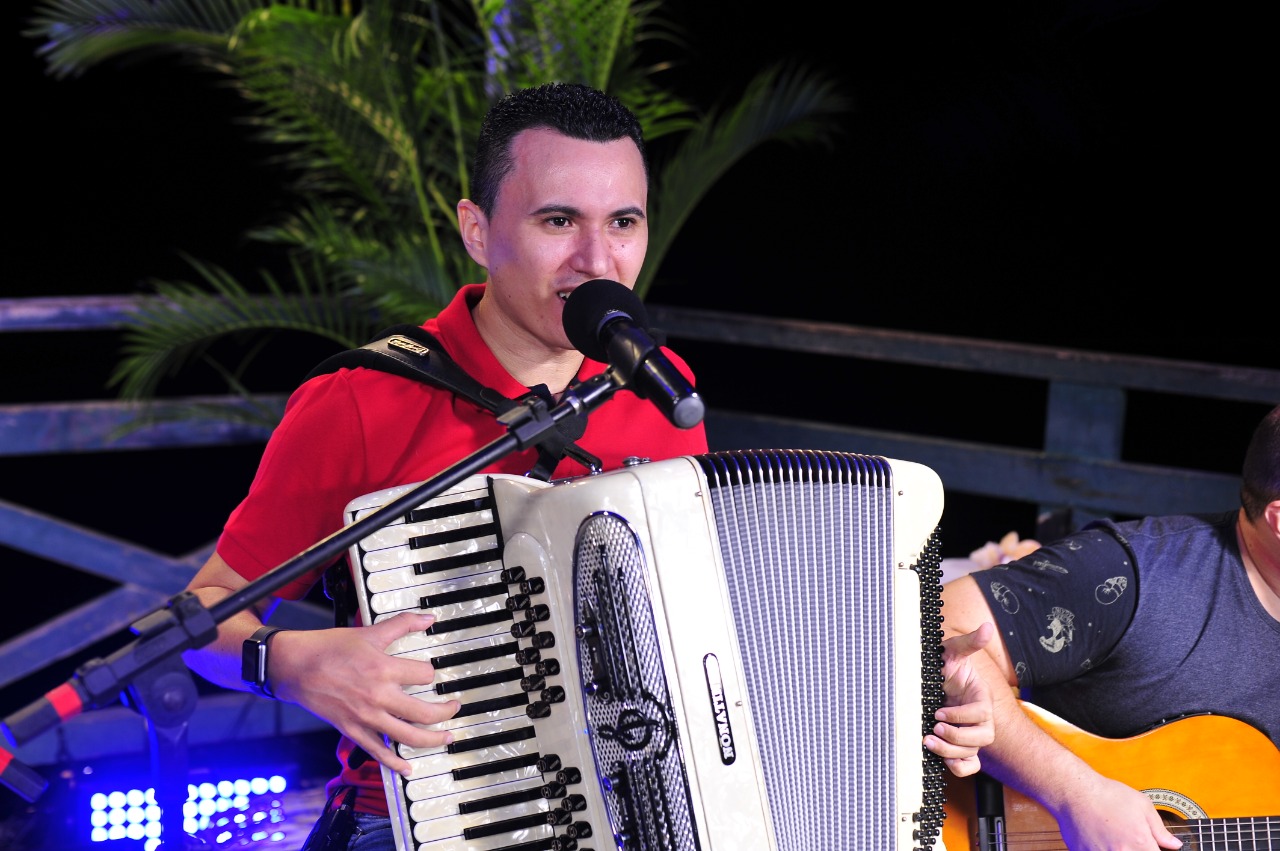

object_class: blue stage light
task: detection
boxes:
[78,769,291,848]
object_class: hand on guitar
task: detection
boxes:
[926,622,997,777]
[1053,774,1183,851]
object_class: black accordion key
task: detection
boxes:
[433,639,520,670]
[426,608,514,635]
[448,724,537,755]
[454,690,530,719]
[435,666,524,695]
[452,751,541,781]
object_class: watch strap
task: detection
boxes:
[241,625,288,698]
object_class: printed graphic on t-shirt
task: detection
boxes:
[1095,576,1128,604]
[1037,606,1075,653]
[989,580,1020,614]
[1029,555,1068,573]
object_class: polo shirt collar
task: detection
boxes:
[435,283,607,401]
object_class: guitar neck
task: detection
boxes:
[959,813,1280,851]
[1177,817,1280,850]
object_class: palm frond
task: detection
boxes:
[246,202,478,314]
[26,0,306,78]
[110,255,377,401]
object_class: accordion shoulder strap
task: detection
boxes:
[305,324,514,416]
[305,323,600,479]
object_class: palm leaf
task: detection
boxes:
[26,0,317,79]
[111,255,376,402]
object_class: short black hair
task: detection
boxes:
[1241,404,1280,520]
[470,82,648,217]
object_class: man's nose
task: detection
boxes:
[569,230,611,278]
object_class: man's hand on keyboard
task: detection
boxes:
[924,622,996,777]
[272,611,461,777]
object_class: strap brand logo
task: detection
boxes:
[387,335,430,357]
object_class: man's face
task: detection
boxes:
[463,126,649,355]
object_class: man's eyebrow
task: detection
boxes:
[530,204,646,220]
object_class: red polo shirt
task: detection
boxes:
[216,283,708,814]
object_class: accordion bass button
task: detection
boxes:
[514,647,542,665]
[535,658,560,676]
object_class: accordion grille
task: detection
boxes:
[696,449,946,851]
[574,513,699,850]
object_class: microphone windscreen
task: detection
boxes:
[563,279,650,362]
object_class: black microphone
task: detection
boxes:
[563,279,705,429]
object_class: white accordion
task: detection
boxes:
[343,449,949,851]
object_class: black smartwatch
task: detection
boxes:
[241,625,288,698]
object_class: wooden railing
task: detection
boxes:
[3,295,1277,766]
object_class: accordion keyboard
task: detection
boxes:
[346,476,607,851]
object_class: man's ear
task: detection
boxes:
[457,199,488,267]
[1265,499,1280,540]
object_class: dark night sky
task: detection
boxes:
[662,2,1272,366]
[5,0,1275,714]
[12,0,1273,367]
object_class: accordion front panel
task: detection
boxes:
[344,449,947,851]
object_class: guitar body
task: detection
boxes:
[942,701,1280,850]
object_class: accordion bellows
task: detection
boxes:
[344,449,948,851]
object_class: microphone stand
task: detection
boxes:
[0,372,620,848]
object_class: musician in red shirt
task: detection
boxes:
[181,82,995,850]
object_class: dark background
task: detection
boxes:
[12,0,1273,362]
[5,0,1274,728]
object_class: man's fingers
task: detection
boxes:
[933,699,990,725]
[350,730,410,777]
[930,719,989,748]
[372,611,437,645]
[348,699,459,778]
[944,621,995,659]
[942,754,982,778]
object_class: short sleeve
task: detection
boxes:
[968,523,1138,688]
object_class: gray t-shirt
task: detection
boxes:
[968,511,1280,747]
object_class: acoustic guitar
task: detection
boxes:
[941,700,1280,850]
